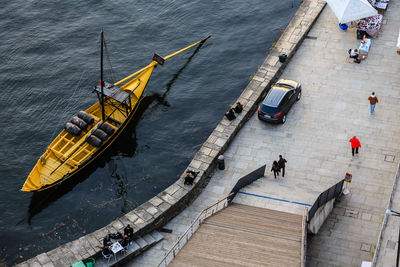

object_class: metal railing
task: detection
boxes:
[308,179,344,222]
[300,206,307,267]
[157,193,234,267]
[228,165,266,203]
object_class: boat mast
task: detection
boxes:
[100,30,105,122]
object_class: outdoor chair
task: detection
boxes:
[120,241,130,256]
[102,248,113,263]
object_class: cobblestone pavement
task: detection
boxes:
[126,2,400,267]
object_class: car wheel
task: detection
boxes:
[281,115,286,124]
[297,90,301,101]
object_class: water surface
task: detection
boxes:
[0,0,300,264]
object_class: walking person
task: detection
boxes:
[349,136,361,157]
[368,92,378,114]
[271,161,280,179]
[278,155,287,177]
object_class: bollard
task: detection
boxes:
[217,155,225,170]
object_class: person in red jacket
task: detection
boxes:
[349,136,361,156]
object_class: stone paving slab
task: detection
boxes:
[127,1,400,266]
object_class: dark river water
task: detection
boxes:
[0,0,300,265]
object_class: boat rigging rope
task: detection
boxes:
[103,36,115,83]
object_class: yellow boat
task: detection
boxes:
[22,32,210,192]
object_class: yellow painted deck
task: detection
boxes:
[21,67,153,192]
[169,204,304,267]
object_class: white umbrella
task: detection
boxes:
[325,0,377,24]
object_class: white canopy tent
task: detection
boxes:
[325,0,378,23]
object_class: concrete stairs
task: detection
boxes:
[95,230,163,266]
[169,203,304,267]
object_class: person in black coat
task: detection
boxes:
[234,102,243,113]
[271,161,280,179]
[278,155,287,177]
[225,108,236,121]
[124,224,134,241]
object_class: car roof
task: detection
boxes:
[262,86,290,108]
[276,79,299,89]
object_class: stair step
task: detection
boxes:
[169,204,304,267]
[129,240,141,254]
[212,208,303,228]
[142,233,156,245]
[206,212,303,238]
[150,231,164,243]
[229,203,302,220]
[170,224,301,267]
[135,237,148,249]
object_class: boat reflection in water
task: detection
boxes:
[26,39,208,223]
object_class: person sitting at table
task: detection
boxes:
[120,234,130,248]
[348,49,361,64]
[349,49,359,59]
[101,234,112,248]
[124,224,134,241]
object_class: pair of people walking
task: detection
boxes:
[271,155,287,179]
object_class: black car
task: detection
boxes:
[257,79,301,124]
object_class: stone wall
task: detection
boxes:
[17,0,326,266]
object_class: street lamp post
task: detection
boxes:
[386,209,400,267]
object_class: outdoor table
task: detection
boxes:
[359,38,372,57]
[368,0,389,11]
[375,2,388,10]
[109,242,124,260]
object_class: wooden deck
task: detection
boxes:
[169,204,304,267]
